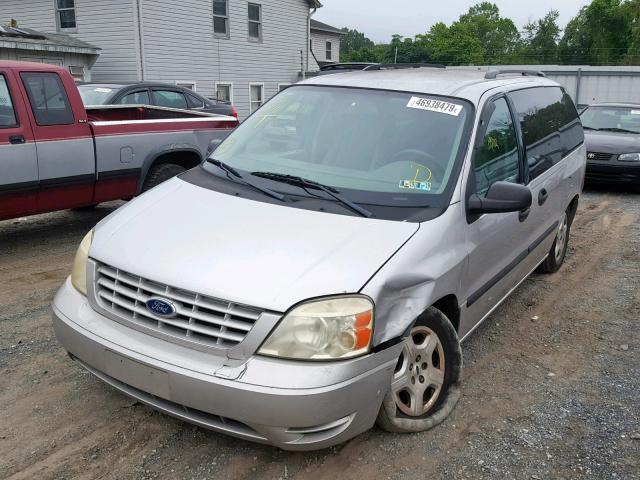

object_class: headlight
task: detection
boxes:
[258,296,374,360]
[619,153,640,162]
[71,230,94,295]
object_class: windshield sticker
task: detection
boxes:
[407,97,463,116]
[399,180,432,191]
[631,110,640,115]
[94,87,112,93]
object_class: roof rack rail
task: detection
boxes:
[484,69,546,79]
[363,63,446,71]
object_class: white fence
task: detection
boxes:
[459,65,640,107]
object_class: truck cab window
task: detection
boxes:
[0,75,17,127]
[474,97,520,197]
[20,72,74,126]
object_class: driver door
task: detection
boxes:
[459,95,532,338]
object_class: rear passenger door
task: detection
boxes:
[151,89,189,110]
[116,89,151,106]
[508,87,580,263]
[19,71,95,210]
[0,69,38,220]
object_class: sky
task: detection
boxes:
[313,0,592,43]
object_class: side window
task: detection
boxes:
[510,87,566,181]
[0,75,18,128]
[153,90,188,109]
[558,89,584,156]
[118,91,150,105]
[474,97,520,197]
[186,93,205,109]
[20,72,74,126]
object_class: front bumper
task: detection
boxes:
[586,162,640,184]
[51,278,401,450]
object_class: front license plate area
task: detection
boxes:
[103,350,170,398]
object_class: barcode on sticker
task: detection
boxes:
[407,97,463,116]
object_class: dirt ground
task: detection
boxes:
[0,188,638,480]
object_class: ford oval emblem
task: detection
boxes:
[146,297,178,318]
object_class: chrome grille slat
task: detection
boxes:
[587,151,614,162]
[94,263,261,348]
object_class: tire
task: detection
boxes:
[538,210,570,274]
[376,307,462,433]
[142,163,186,192]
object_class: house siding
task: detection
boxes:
[3,0,314,118]
[311,30,340,64]
[3,0,139,82]
[140,0,311,119]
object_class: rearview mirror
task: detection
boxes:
[468,181,532,215]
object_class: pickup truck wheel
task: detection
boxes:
[376,307,462,433]
[538,211,570,274]
[142,164,186,192]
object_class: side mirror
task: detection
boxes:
[468,181,532,215]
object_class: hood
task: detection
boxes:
[585,130,640,155]
[91,178,419,312]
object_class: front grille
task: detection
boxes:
[94,264,262,348]
[587,152,614,162]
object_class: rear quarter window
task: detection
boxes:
[20,72,74,126]
[509,86,583,181]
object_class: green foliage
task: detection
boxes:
[339,0,640,66]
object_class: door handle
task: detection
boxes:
[9,135,25,145]
[519,207,531,222]
[538,188,549,206]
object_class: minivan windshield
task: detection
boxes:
[205,85,471,207]
[580,106,640,134]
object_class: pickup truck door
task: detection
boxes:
[18,70,95,210]
[0,69,38,220]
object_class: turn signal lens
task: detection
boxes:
[71,230,94,295]
[258,296,374,361]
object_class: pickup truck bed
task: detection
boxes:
[0,61,238,221]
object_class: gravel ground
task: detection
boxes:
[0,189,638,480]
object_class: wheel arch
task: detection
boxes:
[138,148,203,193]
[431,294,461,333]
[567,194,579,226]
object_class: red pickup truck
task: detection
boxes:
[0,61,238,221]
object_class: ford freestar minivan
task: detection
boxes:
[52,67,586,450]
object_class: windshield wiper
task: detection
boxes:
[207,159,287,202]
[596,127,639,134]
[251,172,373,218]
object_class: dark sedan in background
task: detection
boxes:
[581,103,640,190]
[78,82,238,118]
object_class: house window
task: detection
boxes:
[249,83,264,113]
[213,0,228,37]
[55,0,76,31]
[326,41,332,60]
[68,65,84,82]
[248,3,262,41]
[216,82,233,103]
[175,81,196,91]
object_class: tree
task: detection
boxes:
[521,10,561,64]
[457,2,521,64]
[339,28,375,58]
[559,0,634,65]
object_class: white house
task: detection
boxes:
[3,0,323,118]
[310,19,342,67]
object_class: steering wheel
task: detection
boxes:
[389,149,446,182]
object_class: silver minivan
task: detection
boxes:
[52,67,586,450]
